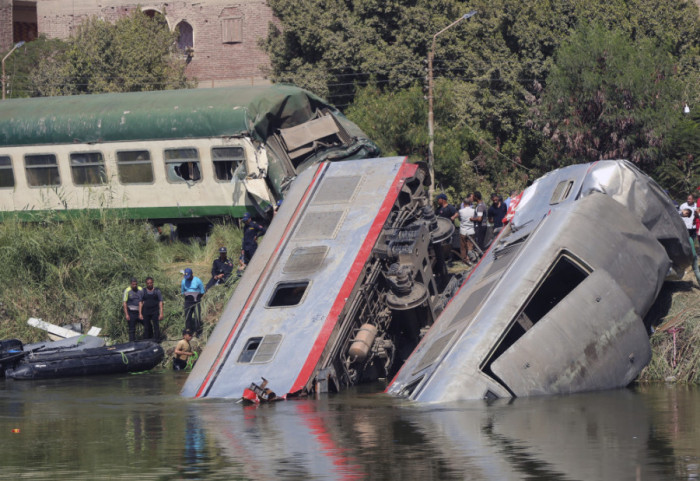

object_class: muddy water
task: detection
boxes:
[1,372,699,480]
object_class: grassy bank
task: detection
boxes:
[639,274,700,384]
[2,212,699,384]
[0,212,243,343]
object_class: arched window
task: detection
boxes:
[142,9,167,27]
[176,21,194,52]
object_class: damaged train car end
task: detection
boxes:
[181,156,459,401]
[386,160,692,403]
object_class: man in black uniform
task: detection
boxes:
[122,277,142,342]
[139,276,164,342]
[435,193,458,221]
[241,212,267,266]
[206,247,234,290]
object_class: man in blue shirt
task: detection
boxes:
[181,267,205,337]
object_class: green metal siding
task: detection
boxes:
[0,84,366,147]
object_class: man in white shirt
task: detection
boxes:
[458,194,477,265]
[680,194,696,214]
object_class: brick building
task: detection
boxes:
[0,0,276,87]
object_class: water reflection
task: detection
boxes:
[2,374,699,480]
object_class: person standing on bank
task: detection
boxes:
[206,247,234,290]
[123,277,143,342]
[181,268,205,337]
[487,193,508,233]
[435,193,458,221]
[139,276,164,342]
[471,191,488,250]
[241,212,266,266]
[458,194,477,265]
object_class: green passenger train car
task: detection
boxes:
[0,85,379,224]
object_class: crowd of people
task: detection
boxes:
[435,190,516,266]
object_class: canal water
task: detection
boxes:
[2,372,699,480]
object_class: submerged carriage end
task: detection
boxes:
[387,160,692,403]
[181,156,457,400]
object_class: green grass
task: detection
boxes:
[639,277,700,384]
[0,213,244,343]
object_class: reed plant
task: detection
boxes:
[639,280,700,384]
[0,213,244,344]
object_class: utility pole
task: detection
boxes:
[427,11,477,196]
[2,41,26,100]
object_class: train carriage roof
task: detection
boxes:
[0,84,370,147]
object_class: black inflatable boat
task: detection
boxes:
[5,341,164,380]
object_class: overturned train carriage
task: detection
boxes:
[181,156,458,399]
[387,160,692,403]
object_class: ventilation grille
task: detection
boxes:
[313,175,363,204]
[294,210,346,241]
[550,180,574,205]
[283,246,329,274]
[449,280,497,329]
[252,334,283,364]
[484,242,522,279]
[412,332,455,375]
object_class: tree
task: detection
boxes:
[0,36,68,98]
[533,22,683,172]
[263,0,699,193]
[16,10,193,96]
[655,109,700,197]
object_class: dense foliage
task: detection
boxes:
[3,10,192,97]
[263,0,700,199]
[0,215,242,342]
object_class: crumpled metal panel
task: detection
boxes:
[387,160,692,403]
[491,269,651,396]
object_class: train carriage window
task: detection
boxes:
[116,150,154,184]
[211,146,245,181]
[164,148,201,183]
[0,156,14,188]
[267,281,310,307]
[70,152,107,186]
[25,154,60,187]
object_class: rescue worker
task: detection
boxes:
[181,268,205,337]
[206,247,234,290]
[173,329,194,370]
[139,276,164,342]
[241,212,266,265]
[122,277,143,342]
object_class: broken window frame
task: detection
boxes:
[480,251,592,389]
[266,281,311,308]
[163,147,202,183]
[211,146,245,182]
[0,155,14,188]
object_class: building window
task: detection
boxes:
[70,152,107,186]
[164,148,201,182]
[211,147,245,181]
[0,156,14,188]
[116,150,154,184]
[221,17,242,43]
[176,21,194,52]
[25,154,60,187]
